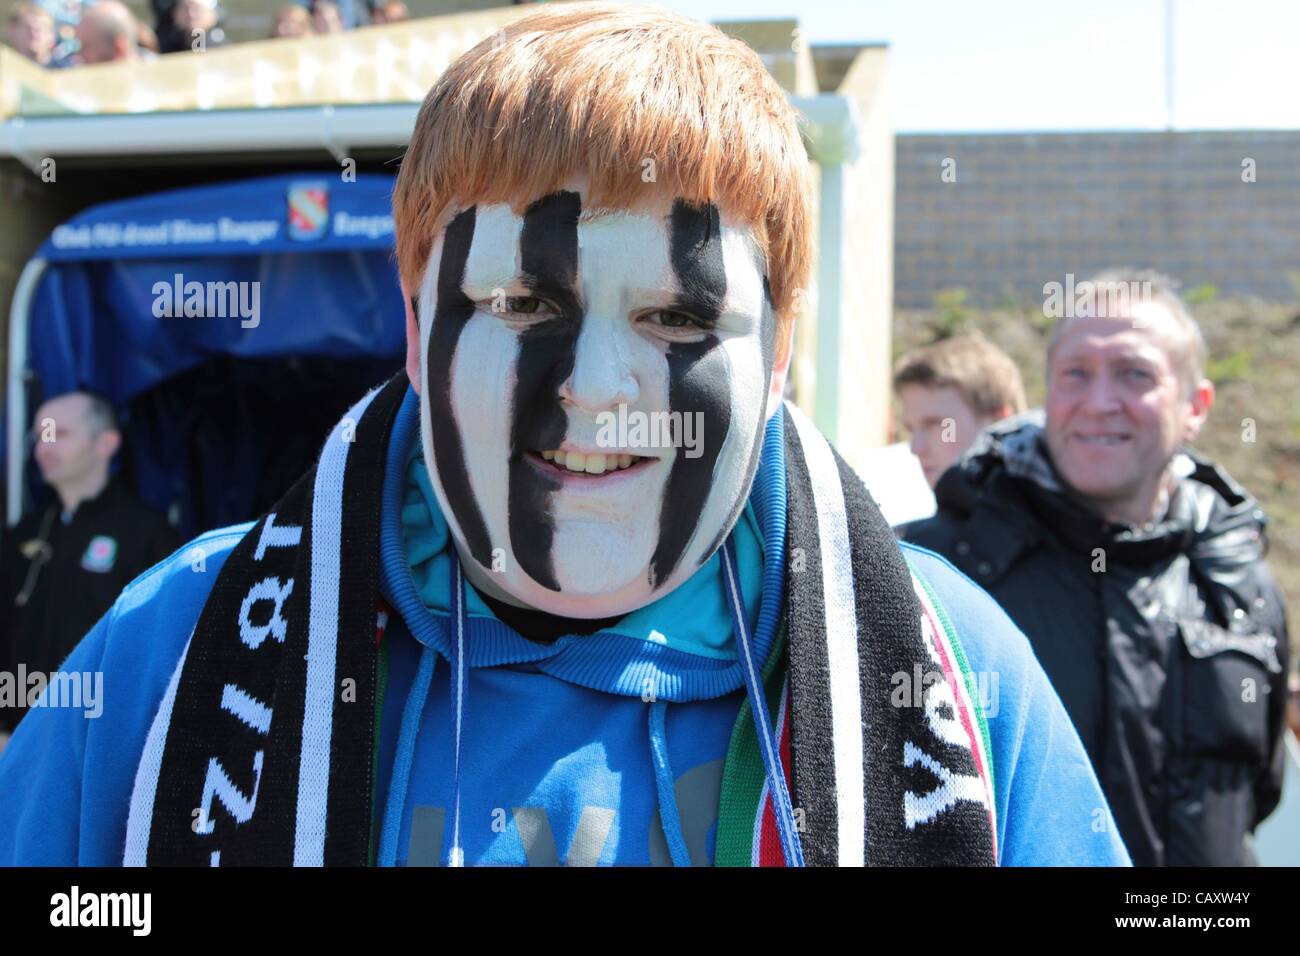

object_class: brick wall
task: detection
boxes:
[895,131,1300,308]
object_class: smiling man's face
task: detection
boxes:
[406,180,784,618]
[1044,303,1209,523]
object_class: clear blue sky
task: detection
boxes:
[656,0,1300,132]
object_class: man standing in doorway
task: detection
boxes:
[0,392,179,739]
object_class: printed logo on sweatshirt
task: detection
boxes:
[402,758,724,866]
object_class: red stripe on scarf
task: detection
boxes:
[919,597,997,862]
[757,685,794,866]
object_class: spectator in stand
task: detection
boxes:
[370,1,409,24]
[5,3,55,66]
[156,0,226,54]
[311,0,344,33]
[893,332,1027,488]
[271,4,312,38]
[74,0,138,63]
[135,14,159,54]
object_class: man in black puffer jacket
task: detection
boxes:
[905,270,1291,866]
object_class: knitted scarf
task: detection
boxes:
[124,372,997,866]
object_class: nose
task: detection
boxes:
[1080,369,1123,415]
[909,431,927,459]
[561,319,639,411]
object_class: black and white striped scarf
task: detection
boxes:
[124,372,997,866]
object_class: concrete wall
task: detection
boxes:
[895,130,1300,308]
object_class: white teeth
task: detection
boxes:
[537,451,643,473]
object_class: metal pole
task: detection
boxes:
[7,259,46,527]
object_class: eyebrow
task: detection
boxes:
[668,200,727,326]
[513,191,584,316]
[664,289,725,324]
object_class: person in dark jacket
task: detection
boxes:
[905,269,1291,866]
[0,391,180,737]
[151,0,225,54]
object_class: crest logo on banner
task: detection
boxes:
[287,182,330,241]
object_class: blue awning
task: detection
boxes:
[38,172,398,262]
[14,172,409,535]
[27,172,407,407]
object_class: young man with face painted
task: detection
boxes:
[0,3,1129,867]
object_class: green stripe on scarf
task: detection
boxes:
[712,564,993,867]
[909,563,996,806]
[714,620,788,866]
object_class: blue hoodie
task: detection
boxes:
[0,386,1130,866]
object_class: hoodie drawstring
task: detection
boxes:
[648,699,691,866]
[378,641,436,866]
[377,556,468,867]
[445,557,468,867]
[722,538,804,866]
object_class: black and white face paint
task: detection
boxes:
[418,186,776,618]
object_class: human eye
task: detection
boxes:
[505,295,555,316]
[638,309,710,338]
[482,294,561,322]
[647,309,700,328]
